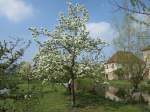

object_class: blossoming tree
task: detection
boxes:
[29,2,105,106]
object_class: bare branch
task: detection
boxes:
[112,0,150,15]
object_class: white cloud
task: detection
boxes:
[0,0,33,22]
[86,22,117,43]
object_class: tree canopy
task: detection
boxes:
[30,2,106,106]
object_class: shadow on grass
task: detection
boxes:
[72,91,150,112]
[76,92,104,107]
[62,89,125,107]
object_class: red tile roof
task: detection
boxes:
[141,45,150,51]
[106,51,144,64]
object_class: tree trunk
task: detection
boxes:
[71,77,76,107]
[70,31,76,107]
[133,83,139,92]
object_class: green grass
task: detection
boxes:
[108,80,132,89]
[76,91,150,112]
[109,80,150,93]
[33,88,71,112]
[0,80,150,112]
[78,105,149,112]
[139,81,150,92]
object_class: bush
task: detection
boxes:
[77,78,95,93]
[146,80,150,84]
[116,88,127,99]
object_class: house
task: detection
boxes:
[104,51,144,80]
[142,45,150,78]
[142,45,150,66]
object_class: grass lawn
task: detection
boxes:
[109,80,150,92]
[0,81,150,112]
[108,80,132,88]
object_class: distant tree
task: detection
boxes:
[123,58,148,91]
[113,13,149,92]
[89,63,105,83]
[113,68,124,80]
[113,52,148,91]
[30,2,105,106]
[113,13,149,57]
[112,0,150,25]
[111,52,148,91]
[18,61,32,80]
[0,38,30,74]
[0,38,30,88]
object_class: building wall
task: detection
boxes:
[105,63,119,73]
[143,50,150,63]
[105,50,150,80]
[143,50,150,61]
[143,50,150,79]
[104,63,121,80]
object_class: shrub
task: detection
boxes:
[116,88,127,99]
[146,80,150,84]
[77,78,95,93]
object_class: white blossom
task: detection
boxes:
[30,2,105,84]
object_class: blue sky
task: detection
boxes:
[0,0,123,61]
